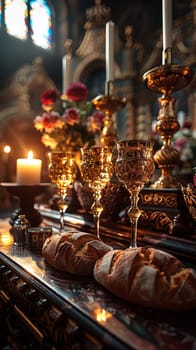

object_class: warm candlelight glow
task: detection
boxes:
[0,232,13,245]
[28,150,33,159]
[105,21,114,82]
[16,151,42,185]
[94,307,112,323]
[4,145,11,154]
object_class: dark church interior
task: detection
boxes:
[0,1,195,349]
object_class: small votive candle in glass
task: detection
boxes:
[16,151,42,185]
[26,226,52,251]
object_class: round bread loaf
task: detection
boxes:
[93,247,196,311]
[42,231,113,276]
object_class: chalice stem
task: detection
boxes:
[57,191,69,231]
[93,211,102,240]
[128,190,141,248]
[91,189,103,239]
[130,217,138,248]
[59,208,66,231]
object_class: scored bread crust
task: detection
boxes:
[93,247,196,311]
[42,231,113,276]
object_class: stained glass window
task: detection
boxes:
[0,1,3,27]
[5,0,27,39]
[30,0,52,49]
[2,0,53,49]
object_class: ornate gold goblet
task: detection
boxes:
[80,146,114,239]
[115,140,154,248]
[48,151,77,231]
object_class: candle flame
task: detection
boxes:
[28,151,33,159]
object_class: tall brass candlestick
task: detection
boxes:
[92,81,127,147]
[143,52,194,188]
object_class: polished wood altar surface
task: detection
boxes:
[0,215,196,350]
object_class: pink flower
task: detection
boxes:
[66,82,88,102]
[35,111,63,132]
[40,89,59,106]
[63,107,80,126]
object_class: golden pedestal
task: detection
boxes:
[92,81,126,147]
[139,56,195,236]
[143,64,194,189]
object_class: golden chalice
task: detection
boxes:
[80,146,114,239]
[115,140,154,247]
[48,151,77,231]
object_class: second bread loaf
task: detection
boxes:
[93,247,196,310]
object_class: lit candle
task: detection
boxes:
[105,21,114,82]
[162,0,172,51]
[62,53,72,93]
[16,151,42,185]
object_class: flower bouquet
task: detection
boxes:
[34,82,105,154]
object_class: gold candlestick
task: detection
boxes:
[92,81,127,147]
[143,56,194,188]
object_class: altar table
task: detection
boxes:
[0,213,195,350]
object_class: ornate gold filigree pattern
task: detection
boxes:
[182,184,196,221]
[140,210,173,232]
[140,191,177,208]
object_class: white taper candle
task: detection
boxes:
[162,0,172,51]
[62,53,72,93]
[106,21,114,82]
